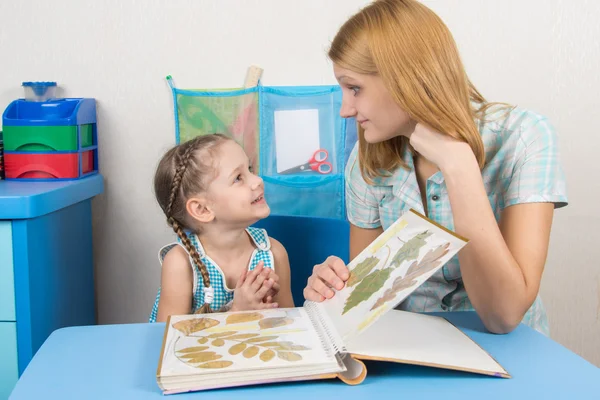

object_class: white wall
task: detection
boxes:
[1,0,598,366]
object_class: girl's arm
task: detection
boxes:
[270,238,295,308]
[156,246,194,322]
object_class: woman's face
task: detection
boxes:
[334,64,414,143]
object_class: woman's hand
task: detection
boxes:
[231,262,279,311]
[407,123,475,172]
[303,256,350,302]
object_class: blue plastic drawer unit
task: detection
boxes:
[0,174,103,398]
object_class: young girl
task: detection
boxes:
[149,134,294,323]
[304,0,567,336]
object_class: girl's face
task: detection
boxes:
[204,140,270,225]
[333,64,414,143]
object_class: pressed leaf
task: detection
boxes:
[207,331,237,338]
[173,318,219,335]
[229,343,247,355]
[177,346,209,353]
[370,276,418,311]
[347,256,380,287]
[277,351,302,362]
[259,341,293,348]
[186,353,222,363]
[212,339,225,347]
[276,344,310,351]
[197,361,234,369]
[405,243,450,279]
[243,346,260,358]
[343,268,392,314]
[258,317,294,330]
[226,312,263,325]
[368,219,409,254]
[244,335,278,343]
[260,349,276,362]
[390,231,433,268]
[197,337,209,344]
[227,333,260,340]
[179,351,218,359]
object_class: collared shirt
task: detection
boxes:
[345,105,568,335]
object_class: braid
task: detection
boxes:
[164,137,214,313]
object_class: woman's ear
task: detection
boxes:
[186,196,215,224]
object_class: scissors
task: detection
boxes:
[280,148,333,175]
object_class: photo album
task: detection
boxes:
[156,209,509,394]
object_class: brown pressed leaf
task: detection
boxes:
[229,343,247,355]
[277,351,302,362]
[243,346,260,358]
[179,351,218,359]
[276,344,310,351]
[260,349,276,362]
[173,318,219,335]
[244,336,278,343]
[225,312,263,325]
[212,339,225,347]
[197,361,234,369]
[258,317,294,330]
[259,341,293,348]
[186,353,223,363]
[177,346,209,354]
[405,243,450,279]
[370,275,418,311]
[227,333,260,340]
[197,337,208,344]
[207,331,237,338]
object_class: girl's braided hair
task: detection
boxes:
[154,134,232,314]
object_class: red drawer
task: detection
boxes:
[5,151,95,179]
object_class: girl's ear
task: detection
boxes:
[186,196,215,224]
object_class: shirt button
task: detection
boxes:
[441,304,448,311]
[431,195,440,201]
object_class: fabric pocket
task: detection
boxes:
[263,174,345,220]
[171,85,260,171]
[259,86,344,177]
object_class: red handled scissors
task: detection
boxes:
[280,148,333,175]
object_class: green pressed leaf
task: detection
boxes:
[343,268,393,314]
[390,231,433,268]
[347,256,380,287]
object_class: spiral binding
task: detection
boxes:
[305,301,346,356]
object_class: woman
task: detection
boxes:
[303,0,567,335]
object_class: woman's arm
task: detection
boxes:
[351,224,384,259]
[270,238,295,308]
[443,154,554,334]
[156,246,193,322]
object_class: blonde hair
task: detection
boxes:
[329,0,509,182]
[154,134,232,314]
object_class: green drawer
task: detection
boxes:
[0,221,15,321]
[0,322,18,399]
[3,124,94,151]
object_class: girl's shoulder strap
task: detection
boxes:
[246,226,271,251]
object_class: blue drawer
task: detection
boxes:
[0,221,16,321]
[0,322,18,399]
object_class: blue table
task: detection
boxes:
[9,312,600,399]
